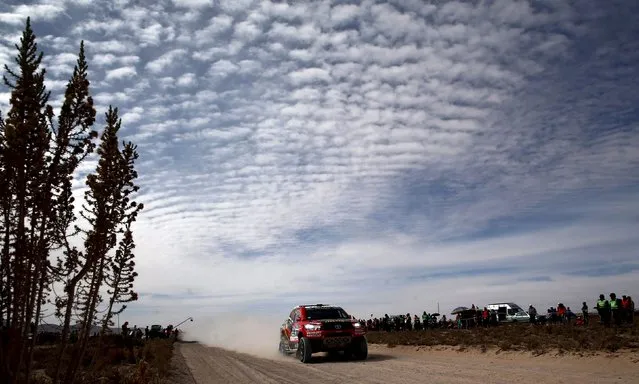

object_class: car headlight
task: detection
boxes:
[304,324,321,331]
[353,322,362,328]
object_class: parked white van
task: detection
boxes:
[486,302,530,322]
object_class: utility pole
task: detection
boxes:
[437,302,440,314]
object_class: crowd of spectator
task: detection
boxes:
[595,293,635,327]
[360,312,455,332]
[357,292,635,332]
[120,321,179,340]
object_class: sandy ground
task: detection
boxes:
[175,342,639,384]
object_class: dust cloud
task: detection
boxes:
[179,313,287,360]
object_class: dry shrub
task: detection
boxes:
[366,320,639,355]
[28,337,175,384]
[525,335,542,350]
[497,340,512,351]
[106,347,128,365]
[140,339,174,378]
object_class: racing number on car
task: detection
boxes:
[290,325,299,342]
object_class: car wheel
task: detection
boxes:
[350,337,368,360]
[297,337,313,363]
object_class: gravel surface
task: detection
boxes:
[175,342,639,384]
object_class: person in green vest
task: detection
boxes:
[610,293,622,326]
[596,294,610,326]
[422,311,429,329]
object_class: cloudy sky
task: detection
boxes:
[1,0,638,327]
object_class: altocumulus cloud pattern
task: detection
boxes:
[1,0,638,324]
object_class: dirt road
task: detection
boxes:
[176,342,638,384]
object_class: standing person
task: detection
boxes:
[490,310,497,326]
[482,307,490,327]
[145,326,149,340]
[121,321,129,338]
[610,293,622,327]
[528,305,537,325]
[557,303,566,324]
[581,302,589,326]
[596,294,610,326]
[621,296,630,324]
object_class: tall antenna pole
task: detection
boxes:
[437,302,440,314]
[175,317,194,328]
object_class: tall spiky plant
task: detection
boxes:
[0,17,53,382]
[62,107,143,384]
[42,40,99,384]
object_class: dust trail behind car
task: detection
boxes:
[180,313,287,360]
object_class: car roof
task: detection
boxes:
[294,304,337,309]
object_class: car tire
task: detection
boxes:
[350,337,368,360]
[297,337,313,363]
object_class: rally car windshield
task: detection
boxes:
[305,307,350,320]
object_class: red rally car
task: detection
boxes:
[278,304,368,363]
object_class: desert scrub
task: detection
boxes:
[366,320,639,354]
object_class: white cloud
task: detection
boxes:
[233,20,261,42]
[86,40,138,55]
[172,0,214,9]
[289,67,331,84]
[176,72,196,87]
[121,106,144,124]
[104,66,137,81]
[330,4,361,26]
[0,3,67,25]
[1,0,638,328]
[268,22,320,44]
[209,59,239,76]
[193,14,234,44]
[92,53,139,67]
[145,49,187,74]
[218,0,256,16]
